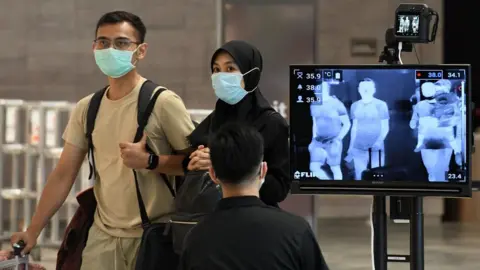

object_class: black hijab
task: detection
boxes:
[188,40,275,147]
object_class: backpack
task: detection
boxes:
[57,80,172,270]
[85,80,190,269]
[168,170,220,254]
[167,110,278,255]
[85,80,176,197]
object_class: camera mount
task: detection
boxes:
[374,4,441,270]
[379,3,439,65]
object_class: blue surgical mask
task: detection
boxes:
[94,48,138,78]
[211,67,259,105]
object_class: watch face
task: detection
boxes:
[147,153,159,170]
[148,154,154,165]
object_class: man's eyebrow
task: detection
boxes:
[96,36,131,40]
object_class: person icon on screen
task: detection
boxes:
[410,80,459,182]
[297,95,303,103]
[345,78,390,180]
[308,81,351,180]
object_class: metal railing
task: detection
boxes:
[0,98,212,259]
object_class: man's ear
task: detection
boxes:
[136,43,148,60]
[260,162,268,180]
[209,167,219,185]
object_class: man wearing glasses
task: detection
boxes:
[11,11,194,270]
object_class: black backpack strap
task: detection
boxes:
[85,87,108,181]
[133,82,176,227]
[136,81,176,198]
[137,80,156,126]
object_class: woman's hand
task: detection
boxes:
[187,145,211,171]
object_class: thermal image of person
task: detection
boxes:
[411,82,437,152]
[346,78,389,180]
[405,17,411,32]
[399,17,406,32]
[308,81,351,180]
[435,80,464,167]
[412,16,419,33]
[410,80,459,182]
[456,82,467,166]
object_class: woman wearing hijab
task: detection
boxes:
[185,40,290,206]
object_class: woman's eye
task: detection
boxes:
[227,66,235,72]
[212,68,220,73]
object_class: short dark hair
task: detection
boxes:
[209,122,264,185]
[360,77,375,85]
[95,11,147,43]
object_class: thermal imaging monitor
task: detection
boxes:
[290,65,471,197]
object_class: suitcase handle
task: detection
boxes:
[368,148,382,168]
[378,148,382,167]
[368,148,372,169]
[12,240,25,256]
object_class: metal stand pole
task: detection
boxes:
[410,197,424,270]
[9,154,19,233]
[23,107,33,231]
[311,195,318,238]
[373,195,388,270]
[0,104,5,236]
[36,105,46,245]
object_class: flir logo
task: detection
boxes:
[294,171,317,179]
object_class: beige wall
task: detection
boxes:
[1,0,446,221]
[0,0,218,109]
[0,0,444,109]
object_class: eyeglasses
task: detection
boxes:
[93,38,140,50]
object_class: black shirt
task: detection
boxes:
[179,196,329,270]
[186,111,290,207]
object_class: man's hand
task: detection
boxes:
[10,230,37,255]
[187,145,211,171]
[119,133,150,169]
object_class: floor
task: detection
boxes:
[318,219,480,270]
[2,219,479,270]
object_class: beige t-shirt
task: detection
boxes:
[62,78,194,237]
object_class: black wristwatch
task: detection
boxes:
[146,153,159,170]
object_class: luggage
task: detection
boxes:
[0,241,45,270]
[361,148,407,181]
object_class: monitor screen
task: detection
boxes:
[395,13,420,37]
[290,65,471,197]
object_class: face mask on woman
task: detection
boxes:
[211,67,259,105]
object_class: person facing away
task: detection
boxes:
[10,11,194,270]
[179,122,329,270]
[309,81,351,180]
[185,40,290,207]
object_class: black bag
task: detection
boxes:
[85,80,178,270]
[361,148,407,181]
[168,170,222,254]
[166,110,279,255]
